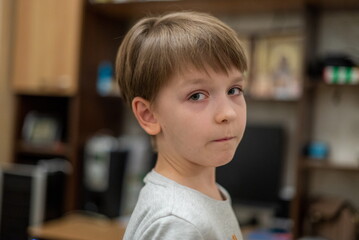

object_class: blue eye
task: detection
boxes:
[228,87,242,96]
[189,92,206,101]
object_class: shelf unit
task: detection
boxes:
[12,94,80,211]
[16,141,69,158]
[14,95,71,159]
[292,4,359,238]
[10,0,84,212]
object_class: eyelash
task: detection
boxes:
[228,87,243,96]
[189,92,207,101]
[188,87,243,101]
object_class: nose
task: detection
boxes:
[214,97,238,124]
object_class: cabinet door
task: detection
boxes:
[12,0,82,96]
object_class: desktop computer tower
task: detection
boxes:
[0,159,70,240]
[82,150,128,218]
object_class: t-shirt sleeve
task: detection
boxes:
[139,215,204,240]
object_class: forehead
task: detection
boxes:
[169,64,244,86]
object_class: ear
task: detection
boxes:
[132,97,161,135]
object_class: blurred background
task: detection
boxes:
[0,0,358,240]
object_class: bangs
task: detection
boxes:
[173,34,248,77]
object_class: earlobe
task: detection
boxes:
[132,97,161,135]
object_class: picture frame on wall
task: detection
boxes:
[249,33,303,100]
[22,111,62,146]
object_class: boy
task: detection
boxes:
[116,11,248,240]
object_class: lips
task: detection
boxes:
[213,137,235,142]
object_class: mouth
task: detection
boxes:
[213,137,236,142]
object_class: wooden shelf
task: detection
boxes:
[308,79,359,87]
[307,0,359,10]
[17,141,69,158]
[90,0,305,19]
[301,158,359,172]
[89,0,359,20]
[245,95,299,103]
[14,88,76,97]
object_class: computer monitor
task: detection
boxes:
[217,125,285,208]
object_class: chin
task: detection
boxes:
[211,152,236,167]
[216,159,233,167]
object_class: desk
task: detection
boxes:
[29,214,126,240]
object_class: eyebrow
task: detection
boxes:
[184,78,207,86]
[231,76,244,84]
[182,75,244,87]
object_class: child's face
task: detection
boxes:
[153,65,247,169]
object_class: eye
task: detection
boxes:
[228,87,242,96]
[189,92,206,101]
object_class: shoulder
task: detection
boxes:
[124,171,207,238]
[139,215,203,240]
[123,171,178,239]
[127,171,208,223]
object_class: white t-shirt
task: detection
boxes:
[123,170,243,240]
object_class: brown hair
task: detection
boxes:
[116,11,248,107]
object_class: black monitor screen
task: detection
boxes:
[216,125,285,207]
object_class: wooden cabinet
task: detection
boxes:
[0,0,15,164]
[12,94,80,211]
[10,0,124,211]
[12,0,82,96]
[11,0,84,211]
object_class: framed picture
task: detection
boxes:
[249,34,303,100]
[22,111,62,146]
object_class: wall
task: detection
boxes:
[0,0,15,163]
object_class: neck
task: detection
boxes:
[154,153,224,200]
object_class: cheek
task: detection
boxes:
[161,113,192,142]
[175,116,202,142]
[165,115,204,152]
[239,104,247,126]
[240,113,247,135]
[241,109,247,129]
